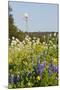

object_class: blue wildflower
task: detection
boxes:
[48,61,58,76]
[37,61,46,74]
[48,61,54,76]
[48,68,53,76]
[9,74,14,84]
[52,65,58,73]
[17,74,20,82]
[13,74,17,84]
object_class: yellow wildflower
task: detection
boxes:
[53,58,57,64]
[36,76,40,81]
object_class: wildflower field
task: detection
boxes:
[8,32,58,88]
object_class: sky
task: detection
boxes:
[9,1,59,32]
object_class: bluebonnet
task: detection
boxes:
[9,74,14,84]
[48,68,53,76]
[48,62,53,75]
[48,61,58,76]
[48,60,53,76]
[17,74,20,82]
[37,61,46,75]
[32,55,46,80]
[32,54,46,76]
[13,74,17,84]
[16,72,20,82]
[52,65,58,73]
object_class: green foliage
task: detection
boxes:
[8,34,58,88]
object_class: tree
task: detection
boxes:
[8,6,25,42]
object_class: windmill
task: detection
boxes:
[24,13,29,34]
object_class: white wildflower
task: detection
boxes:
[33,37,36,40]
[32,40,35,43]
[49,33,52,37]
[12,36,15,40]
[25,37,29,41]
[54,33,56,36]
[43,42,45,45]
[36,38,40,44]
[11,42,14,47]
[22,40,25,45]
[46,43,48,46]
[49,40,52,43]
[16,38,19,42]
[26,35,29,38]
[29,37,31,40]
[49,40,53,45]
[12,40,17,45]
[53,45,56,48]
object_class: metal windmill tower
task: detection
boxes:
[24,13,29,33]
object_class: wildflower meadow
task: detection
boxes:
[8,33,58,88]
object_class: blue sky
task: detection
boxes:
[9,1,58,32]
